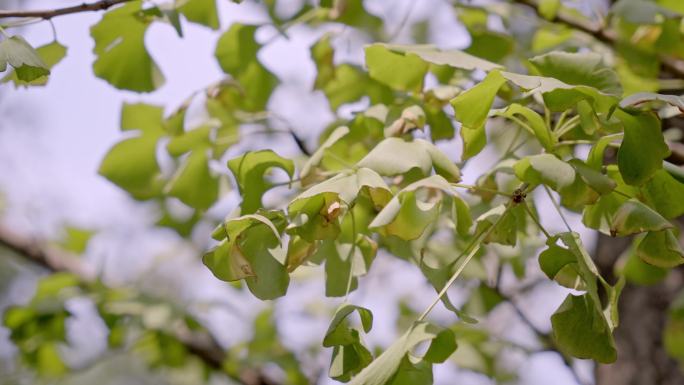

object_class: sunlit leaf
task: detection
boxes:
[357,138,460,181]
[0,35,49,82]
[91,1,164,92]
[2,40,65,87]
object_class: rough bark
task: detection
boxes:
[594,233,684,385]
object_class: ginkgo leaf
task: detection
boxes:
[203,212,289,299]
[121,103,164,133]
[288,168,391,242]
[300,126,350,186]
[501,71,618,113]
[2,40,65,87]
[373,43,503,72]
[514,154,575,190]
[539,0,561,20]
[637,230,684,268]
[384,105,426,137]
[98,135,162,199]
[451,70,507,159]
[529,51,623,96]
[0,35,50,82]
[539,240,585,290]
[57,226,95,255]
[324,304,373,347]
[569,159,617,195]
[611,199,673,236]
[284,235,319,272]
[364,44,428,92]
[642,169,684,219]
[620,92,684,110]
[348,322,456,385]
[369,175,465,240]
[475,204,526,246]
[227,150,295,214]
[91,1,164,92]
[313,37,392,110]
[615,109,670,186]
[496,104,555,151]
[214,23,278,111]
[178,0,219,30]
[330,342,373,382]
[551,294,618,363]
[165,149,219,210]
[357,138,460,182]
[541,232,619,362]
[166,126,212,156]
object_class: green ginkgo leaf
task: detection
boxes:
[514,154,576,190]
[451,70,507,159]
[288,168,391,242]
[615,109,670,186]
[203,212,289,299]
[227,150,295,214]
[166,149,219,210]
[551,294,618,363]
[357,138,460,181]
[611,199,673,236]
[98,135,162,199]
[364,44,428,92]
[214,23,278,111]
[0,35,50,82]
[324,304,373,347]
[2,40,65,87]
[369,175,467,241]
[496,103,555,151]
[91,1,164,92]
[642,169,684,219]
[300,126,350,186]
[348,322,456,385]
[178,0,219,29]
[529,51,623,96]
[636,229,684,268]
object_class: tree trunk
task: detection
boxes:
[594,234,684,385]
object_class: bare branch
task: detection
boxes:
[0,0,132,20]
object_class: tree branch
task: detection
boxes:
[0,225,273,385]
[512,0,684,81]
[0,0,133,20]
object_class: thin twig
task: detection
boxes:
[511,0,684,80]
[451,183,514,198]
[543,185,573,232]
[417,200,516,321]
[0,0,132,20]
[522,201,551,238]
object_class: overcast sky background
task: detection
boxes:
[0,1,599,384]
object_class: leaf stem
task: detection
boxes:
[451,183,513,197]
[343,208,357,302]
[553,115,581,139]
[543,185,573,232]
[522,201,551,239]
[417,201,514,321]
